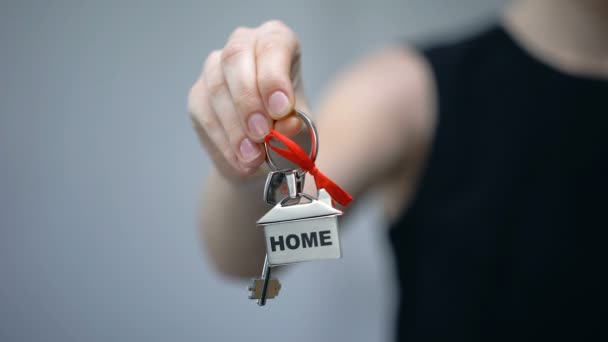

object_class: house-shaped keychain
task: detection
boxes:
[256,189,343,266]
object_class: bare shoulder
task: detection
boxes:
[316,45,436,220]
[367,46,437,222]
[326,45,434,119]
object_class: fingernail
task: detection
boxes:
[247,113,269,139]
[239,138,260,162]
[268,91,290,117]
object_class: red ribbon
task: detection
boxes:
[264,129,353,207]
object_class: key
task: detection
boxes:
[247,110,351,305]
[248,254,281,305]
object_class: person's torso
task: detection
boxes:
[389,25,608,342]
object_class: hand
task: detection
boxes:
[188,20,306,180]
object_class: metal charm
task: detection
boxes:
[257,189,342,266]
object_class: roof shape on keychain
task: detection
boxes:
[257,189,343,225]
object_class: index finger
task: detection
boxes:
[255,20,300,120]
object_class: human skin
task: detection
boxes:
[188,0,608,278]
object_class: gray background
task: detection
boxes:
[0,1,505,341]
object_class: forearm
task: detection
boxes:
[200,167,270,278]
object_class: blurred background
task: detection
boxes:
[1,1,506,341]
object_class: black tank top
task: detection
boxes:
[389,25,607,341]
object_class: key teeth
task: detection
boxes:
[272,280,282,294]
[248,278,282,300]
[247,280,256,292]
[248,278,262,299]
[265,279,281,299]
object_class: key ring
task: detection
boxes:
[263,110,318,205]
[264,109,319,176]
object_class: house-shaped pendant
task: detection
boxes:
[256,189,343,266]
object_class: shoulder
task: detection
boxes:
[373,27,509,221]
[312,45,436,217]
[340,45,435,119]
[325,44,438,219]
[325,45,437,152]
[359,46,438,221]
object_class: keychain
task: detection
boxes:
[248,110,353,306]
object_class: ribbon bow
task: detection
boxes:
[264,129,353,207]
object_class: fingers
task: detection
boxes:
[188,79,243,175]
[189,20,304,180]
[203,48,265,169]
[221,27,270,142]
[256,20,300,120]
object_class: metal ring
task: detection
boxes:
[264,109,319,175]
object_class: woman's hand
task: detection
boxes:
[188,20,306,181]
